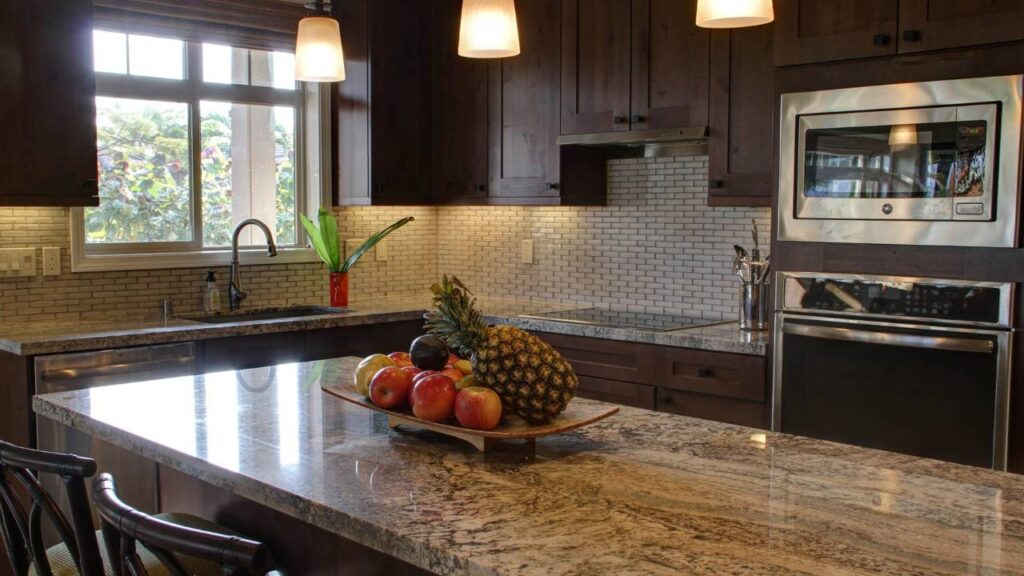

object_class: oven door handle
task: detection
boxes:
[782,323,995,354]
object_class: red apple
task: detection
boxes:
[400,365,423,379]
[410,374,456,422]
[440,367,464,383]
[412,370,439,385]
[388,352,414,368]
[369,367,413,410]
[454,387,502,430]
[447,353,461,365]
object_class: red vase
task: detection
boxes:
[329,272,349,308]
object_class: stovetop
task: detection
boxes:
[518,308,727,332]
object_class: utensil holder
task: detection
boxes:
[740,282,769,331]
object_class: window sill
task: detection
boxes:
[70,246,320,273]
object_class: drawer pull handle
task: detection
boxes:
[698,368,714,378]
[873,33,890,47]
[903,30,922,43]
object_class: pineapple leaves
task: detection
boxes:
[425,275,487,358]
[301,210,414,273]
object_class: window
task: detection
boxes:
[72,30,329,271]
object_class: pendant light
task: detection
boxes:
[458,0,521,58]
[696,0,774,29]
[295,1,345,82]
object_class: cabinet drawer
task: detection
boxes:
[657,348,766,402]
[657,387,766,429]
[577,375,655,410]
[538,332,656,384]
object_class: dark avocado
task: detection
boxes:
[409,335,449,371]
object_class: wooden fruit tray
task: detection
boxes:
[322,382,618,452]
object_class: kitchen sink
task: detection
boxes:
[187,306,348,324]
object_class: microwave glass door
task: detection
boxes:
[796,104,998,221]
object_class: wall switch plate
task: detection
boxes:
[521,240,534,264]
[345,239,362,259]
[42,247,61,276]
[375,240,388,262]
[0,248,36,277]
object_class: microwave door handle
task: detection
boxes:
[782,323,995,354]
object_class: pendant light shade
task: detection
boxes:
[295,13,345,82]
[696,0,774,29]
[889,125,919,147]
[458,0,521,59]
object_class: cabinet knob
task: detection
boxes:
[708,179,723,189]
[902,30,922,42]
[476,184,487,192]
[873,33,891,47]
[698,368,714,379]
[613,115,628,125]
[545,182,560,191]
[631,114,645,124]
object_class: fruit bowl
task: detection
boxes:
[322,382,618,452]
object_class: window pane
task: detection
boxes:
[128,34,184,80]
[250,51,296,90]
[93,30,127,74]
[200,102,297,247]
[89,97,192,244]
[202,43,248,85]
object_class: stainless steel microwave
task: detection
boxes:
[778,75,1022,247]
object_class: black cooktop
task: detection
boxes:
[519,308,726,332]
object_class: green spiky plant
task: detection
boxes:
[300,209,414,272]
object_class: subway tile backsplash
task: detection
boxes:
[0,157,768,323]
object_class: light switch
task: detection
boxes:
[42,247,61,276]
[521,240,534,264]
[375,240,388,262]
[0,248,36,277]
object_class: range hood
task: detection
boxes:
[557,126,708,157]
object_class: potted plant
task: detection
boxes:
[301,209,414,307]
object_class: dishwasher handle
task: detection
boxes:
[782,322,996,354]
[39,356,195,383]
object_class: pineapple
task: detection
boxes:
[425,276,577,423]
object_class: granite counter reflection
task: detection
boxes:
[35,358,1024,575]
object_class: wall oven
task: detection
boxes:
[773,272,1013,469]
[778,75,1022,247]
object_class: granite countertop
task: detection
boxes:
[0,297,767,357]
[34,357,1024,575]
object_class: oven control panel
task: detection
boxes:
[780,273,1010,326]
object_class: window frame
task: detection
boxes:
[71,30,330,272]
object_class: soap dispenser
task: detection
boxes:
[203,271,221,313]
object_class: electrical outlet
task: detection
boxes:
[42,247,61,276]
[375,240,388,262]
[345,239,362,259]
[521,240,534,264]
[0,248,36,277]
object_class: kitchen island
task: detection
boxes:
[33,357,1024,575]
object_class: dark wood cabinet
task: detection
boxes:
[897,0,1024,54]
[560,0,632,135]
[0,0,99,207]
[707,24,773,207]
[630,0,710,130]
[578,375,656,409]
[487,0,563,202]
[774,0,899,66]
[335,0,434,205]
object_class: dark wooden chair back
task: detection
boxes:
[0,440,104,576]
[92,474,272,576]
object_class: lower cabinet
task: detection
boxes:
[535,331,769,428]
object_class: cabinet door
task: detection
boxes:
[488,0,562,202]
[774,0,898,66]
[0,0,98,207]
[578,375,656,409]
[432,0,490,204]
[898,0,1024,54]
[707,25,773,207]
[561,0,632,135]
[369,0,434,205]
[630,0,709,130]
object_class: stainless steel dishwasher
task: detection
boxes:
[35,342,196,517]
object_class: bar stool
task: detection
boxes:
[0,441,275,575]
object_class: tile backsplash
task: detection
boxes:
[0,156,768,323]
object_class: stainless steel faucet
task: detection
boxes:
[229,218,278,311]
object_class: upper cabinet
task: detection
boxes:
[335,0,434,205]
[0,0,99,207]
[561,0,709,135]
[897,0,1024,54]
[775,0,1024,66]
[707,24,774,206]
